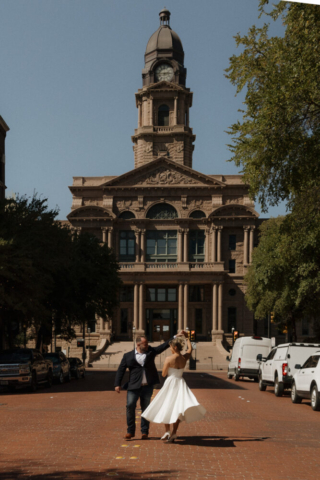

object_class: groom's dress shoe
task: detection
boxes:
[124,433,134,440]
[141,434,148,440]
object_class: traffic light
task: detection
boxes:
[77,339,84,348]
[282,327,288,334]
[233,330,239,342]
[270,312,275,323]
[190,330,196,342]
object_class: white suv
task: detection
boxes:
[291,353,320,411]
[258,343,320,397]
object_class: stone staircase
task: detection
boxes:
[90,340,229,370]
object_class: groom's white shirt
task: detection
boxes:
[135,349,147,384]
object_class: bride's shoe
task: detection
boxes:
[161,431,170,440]
[166,433,177,443]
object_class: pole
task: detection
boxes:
[132,326,136,350]
[267,313,270,339]
[232,327,235,347]
[82,320,86,364]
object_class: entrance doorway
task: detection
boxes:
[146,308,177,341]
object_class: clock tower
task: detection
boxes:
[132,9,196,169]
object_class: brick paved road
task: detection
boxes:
[0,370,319,480]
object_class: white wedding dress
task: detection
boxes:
[141,367,206,424]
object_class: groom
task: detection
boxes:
[115,331,186,440]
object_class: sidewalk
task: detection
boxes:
[0,370,319,480]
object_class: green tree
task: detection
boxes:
[0,196,122,351]
[225,1,320,211]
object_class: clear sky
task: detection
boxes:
[0,0,286,220]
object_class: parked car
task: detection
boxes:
[227,336,272,381]
[68,358,85,379]
[291,353,320,411]
[0,348,53,392]
[258,343,320,397]
[43,352,71,384]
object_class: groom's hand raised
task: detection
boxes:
[115,386,121,394]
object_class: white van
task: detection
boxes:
[258,343,320,396]
[227,336,272,381]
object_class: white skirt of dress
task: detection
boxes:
[141,367,206,425]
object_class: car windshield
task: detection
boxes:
[0,351,32,363]
[43,355,60,364]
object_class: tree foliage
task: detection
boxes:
[0,195,121,349]
[226,1,320,211]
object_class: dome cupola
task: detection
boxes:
[143,9,186,87]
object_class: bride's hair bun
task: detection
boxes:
[169,337,185,352]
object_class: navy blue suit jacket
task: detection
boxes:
[114,340,172,390]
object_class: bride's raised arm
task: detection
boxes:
[183,336,192,361]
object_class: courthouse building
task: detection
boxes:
[66,9,261,354]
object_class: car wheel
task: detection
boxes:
[75,369,80,380]
[311,385,320,411]
[291,381,302,404]
[46,370,53,388]
[58,371,64,384]
[253,377,259,383]
[234,373,240,381]
[259,375,267,391]
[274,377,284,397]
[29,371,37,393]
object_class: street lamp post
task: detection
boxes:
[22,322,27,348]
[231,327,235,347]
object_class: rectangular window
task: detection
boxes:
[228,307,237,333]
[146,231,177,263]
[120,286,134,302]
[87,320,96,333]
[229,235,236,251]
[229,259,236,274]
[189,230,205,262]
[120,309,128,334]
[189,286,205,302]
[195,308,203,335]
[146,287,177,302]
[119,231,135,262]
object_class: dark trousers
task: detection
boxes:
[126,385,153,434]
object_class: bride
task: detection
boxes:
[141,334,206,442]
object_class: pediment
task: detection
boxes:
[67,206,114,220]
[147,81,186,92]
[102,158,225,189]
[210,205,259,218]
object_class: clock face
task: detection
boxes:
[155,64,174,82]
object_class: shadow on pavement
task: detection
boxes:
[0,466,176,480]
[176,435,270,447]
[0,371,247,396]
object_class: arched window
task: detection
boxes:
[190,210,206,219]
[119,211,135,220]
[158,104,169,126]
[147,203,178,220]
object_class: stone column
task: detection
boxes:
[150,97,153,126]
[218,283,223,331]
[211,226,217,263]
[139,283,144,332]
[174,96,178,125]
[178,229,183,262]
[135,229,140,263]
[138,101,141,128]
[212,283,218,332]
[186,106,189,127]
[183,229,189,263]
[134,283,139,329]
[108,228,113,249]
[249,226,255,263]
[102,227,107,244]
[243,227,249,265]
[140,229,146,263]
[183,283,189,329]
[217,226,223,262]
[178,283,183,331]
[205,228,210,262]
